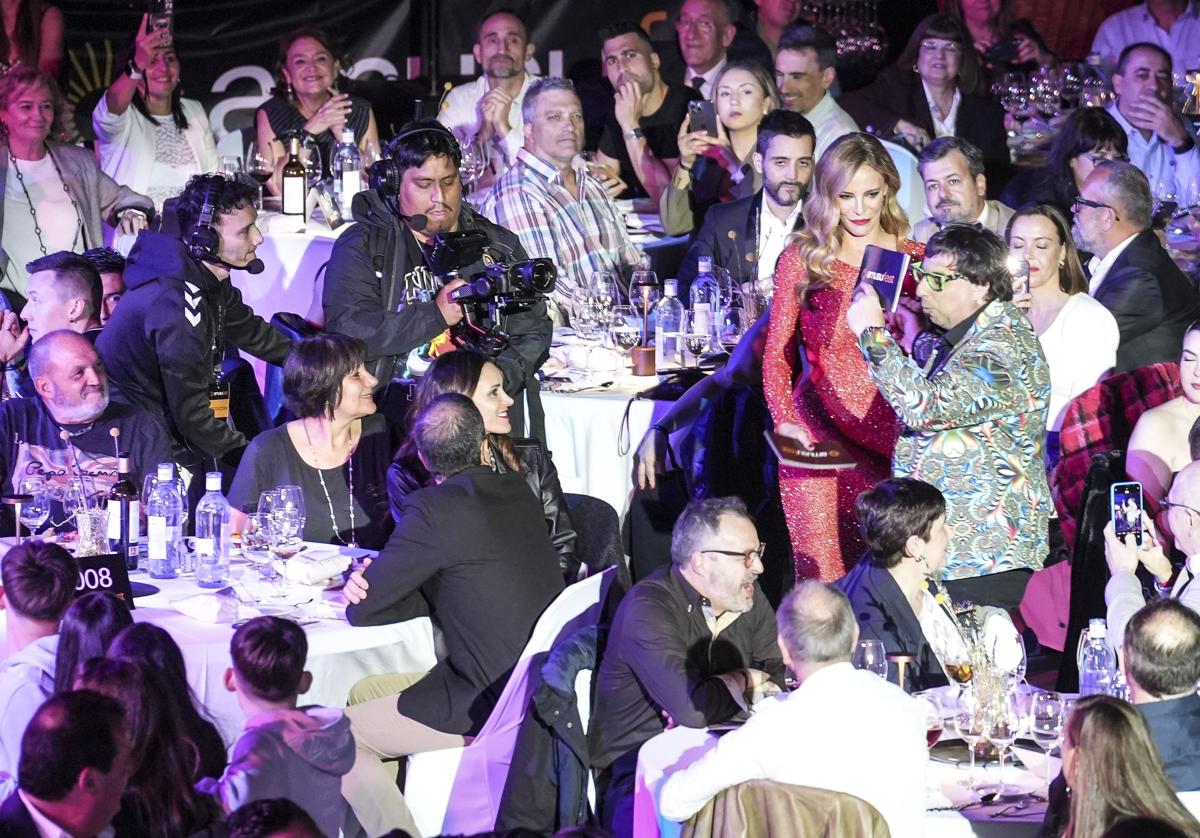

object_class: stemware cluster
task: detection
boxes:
[799,1,887,68]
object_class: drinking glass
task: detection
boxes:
[274,485,306,544]
[853,639,888,679]
[987,691,1025,796]
[246,141,275,208]
[591,271,619,311]
[460,138,486,191]
[242,513,276,581]
[361,138,381,169]
[716,306,747,353]
[298,135,323,188]
[18,477,50,535]
[630,269,659,312]
[61,477,89,520]
[572,301,606,341]
[609,305,641,356]
[218,155,243,177]
[1029,691,1065,787]
[917,693,945,748]
[682,309,712,366]
[955,690,987,788]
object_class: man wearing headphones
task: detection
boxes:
[97,174,292,478]
[323,118,552,440]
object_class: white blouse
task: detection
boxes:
[1037,292,1120,432]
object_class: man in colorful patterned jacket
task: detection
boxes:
[846,224,1051,610]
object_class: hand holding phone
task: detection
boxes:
[1111,481,1144,547]
[688,100,718,138]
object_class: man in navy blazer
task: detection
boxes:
[0,691,131,838]
[1074,160,1200,373]
[677,109,815,295]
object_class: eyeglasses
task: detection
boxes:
[1161,499,1200,517]
[702,543,767,567]
[919,40,962,55]
[1081,151,1128,165]
[1071,196,1120,221]
[911,262,965,292]
[675,17,717,33]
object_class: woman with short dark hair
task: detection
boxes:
[229,333,393,549]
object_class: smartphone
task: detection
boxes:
[148,0,173,38]
[983,38,1020,65]
[1007,256,1030,296]
[1110,481,1144,546]
[688,100,718,138]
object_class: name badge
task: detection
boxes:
[209,367,231,419]
[75,553,135,609]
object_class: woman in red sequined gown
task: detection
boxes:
[764,133,924,582]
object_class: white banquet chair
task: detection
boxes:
[880,138,927,230]
[402,566,617,837]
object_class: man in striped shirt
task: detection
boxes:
[480,77,640,325]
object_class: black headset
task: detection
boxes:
[185,173,223,262]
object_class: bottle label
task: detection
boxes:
[340,170,362,202]
[147,515,167,560]
[194,537,215,557]
[106,500,139,541]
[282,176,305,216]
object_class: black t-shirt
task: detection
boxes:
[0,398,175,535]
[228,413,393,550]
[598,84,701,200]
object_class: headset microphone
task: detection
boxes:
[184,173,265,274]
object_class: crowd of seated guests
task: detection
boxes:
[3,3,1200,837]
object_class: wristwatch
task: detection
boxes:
[125,58,144,81]
[624,127,645,141]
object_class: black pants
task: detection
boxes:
[595,747,640,838]
[944,568,1034,611]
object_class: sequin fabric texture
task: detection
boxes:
[763,240,924,582]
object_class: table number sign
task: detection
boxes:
[75,553,135,609]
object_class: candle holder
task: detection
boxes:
[2,494,34,546]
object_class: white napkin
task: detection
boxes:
[278,550,351,587]
[173,592,259,624]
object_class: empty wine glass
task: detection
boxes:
[591,271,619,311]
[242,513,276,582]
[460,138,486,192]
[218,155,243,178]
[246,141,275,208]
[955,690,987,788]
[1029,691,1065,788]
[18,477,49,536]
[609,304,641,357]
[716,306,747,353]
[853,639,888,679]
[274,485,306,543]
[987,691,1025,797]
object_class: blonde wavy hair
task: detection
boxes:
[791,133,908,297]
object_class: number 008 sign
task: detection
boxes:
[74,553,135,609]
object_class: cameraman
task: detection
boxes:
[322,120,552,439]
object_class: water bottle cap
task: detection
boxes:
[205,472,222,491]
[698,256,713,272]
[1089,617,1107,638]
[157,463,174,480]
[664,279,678,296]
[341,129,355,143]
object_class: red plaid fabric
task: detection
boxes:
[1051,362,1180,553]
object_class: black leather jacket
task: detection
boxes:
[388,436,579,581]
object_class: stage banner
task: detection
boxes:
[58,0,674,143]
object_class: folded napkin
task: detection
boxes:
[278,550,351,587]
[545,344,624,374]
[173,592,259,624]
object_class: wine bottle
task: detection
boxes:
[107,452,140,571]
[282,135,307,218]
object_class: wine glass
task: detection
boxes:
[361,138,381,169]
[460,138,486,192]
[241,513,276,582]
[1029,690,1065,788]
[917,692,945,748]
[609,305,641,358]
[591,271,619,311]
[298,135,324,188]
[218,155,243,178]
[853,639,889,679]
[987,691,1025,797]
[682,309,713,367]
[246,141,275,208]
[955,690,987,788]
[18,477,50,536]
[274,485,306,543]
[716,306,747,354]
[61,477,89,520]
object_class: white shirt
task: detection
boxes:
[15,790,113,838]
[922,80,961,139]
[1107,552,1200,652]
[1105,102,1200,202]
[2,156,82,297]
[658,661,926,837]
[756,196,803,285]
[1090,0,1200,77]
[805,92,859,161]
[92,95,218,213]
[437,73,537,172]
[1087,230,1140,295]
[685,58,726,99]
[1037,293,1120,431]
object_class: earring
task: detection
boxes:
[913,64,920,73]
[914,554,926,564]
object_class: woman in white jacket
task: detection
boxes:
[92,13,218,212]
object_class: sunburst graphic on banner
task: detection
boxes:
[61,39,116,144]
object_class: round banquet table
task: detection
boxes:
[635,722,1051,838]
[0,542,438,746]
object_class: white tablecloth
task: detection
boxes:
[541,381,674,519]
[635,725,1047,838]
[0,548,438,746]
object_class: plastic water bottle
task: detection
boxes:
[654,279,684,370]
[194,472,231,588]
[1079,618,1117,696]
[146,463,184,579]
[689,256,730,312]
[332,129,362,210]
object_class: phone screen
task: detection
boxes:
[1111,482,1144,541]
[688,101,718,138]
